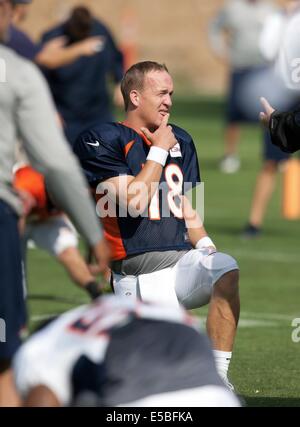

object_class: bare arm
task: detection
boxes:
[102,114,178,214]
[181,195,207,245]
[24,385,60,407]
[36,36,104,69]
[259,97,275,127]
[181,195,216,250]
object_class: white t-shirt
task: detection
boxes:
[260,10,300,90]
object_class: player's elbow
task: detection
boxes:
[25,385,61,407]
[35,51,62,69]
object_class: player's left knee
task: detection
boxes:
[210,253,239,295]
[214,268,239,300]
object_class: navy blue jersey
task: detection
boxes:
[0,201,26,360]
[40,19,124,124]
[6,25,41,61]
[74,122,201,260]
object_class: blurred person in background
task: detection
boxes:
[40,5,124,146]
[13,295,240,407]
[0,0,109,406]
[7,0,106,67]
[242,0,300,238]
[209,0,276,173]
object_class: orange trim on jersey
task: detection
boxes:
[139,132,152,146]
[102,216,127,260]
[120,121,152,146]
[14,165,61,219]
[123,139,135,157]
[14,166,46,210]
[95,192,126,260]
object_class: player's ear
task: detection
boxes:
[130,90,140,108]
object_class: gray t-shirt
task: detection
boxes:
[209,0,276,69]
[0,44,102,246]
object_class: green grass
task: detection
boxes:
[26,96,300,407]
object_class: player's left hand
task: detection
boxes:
[259,97,275,128]
[92,237,111,273]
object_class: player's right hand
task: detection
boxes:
[259,97,275,128]
[92,237,111,274]
[141,114,178,151]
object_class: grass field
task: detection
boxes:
[26,96,300,407]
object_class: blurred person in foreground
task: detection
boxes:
[241,0,300,238]
[208,0,276,173]
[13,295,240,407]
[40,5,124,146]
[0,0,109,406]
[14,165,105,301]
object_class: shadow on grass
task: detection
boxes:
[207,223,245,236]
[243,396,300,407]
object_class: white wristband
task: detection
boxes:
[195,236,216,249]
[146,146,169,166]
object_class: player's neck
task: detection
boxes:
[122,113,146,135]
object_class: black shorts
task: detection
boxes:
[226,67,262,124]
[263,129,290,162]
[0,201,26,360]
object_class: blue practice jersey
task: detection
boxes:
[74,122,201,260]
[40,19,124,124]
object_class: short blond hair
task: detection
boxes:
[121,61,169,111]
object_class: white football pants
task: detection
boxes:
[112,248,239,309]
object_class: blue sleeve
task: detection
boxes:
[7,26,41,61]
[40,27,63,44]
[74,128,132,187]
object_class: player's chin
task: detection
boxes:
[157,113,167,125]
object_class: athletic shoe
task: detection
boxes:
[220,155,241,174]
[241,223,261,239]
